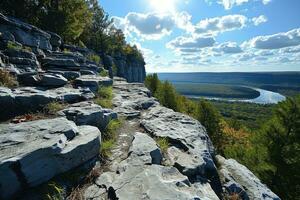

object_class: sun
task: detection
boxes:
[149,0,177,14]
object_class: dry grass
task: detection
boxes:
[0,69,18,88]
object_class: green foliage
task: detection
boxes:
[258,96,300,199]
[87,54,101,64]
[7,41,22,50]
[100,119,123,159]
[156,137,170,154]
[100,139,115,158]
[94,86,113,108]
[0,69,18,88]
[44,102,66,115]
[195,99,224,152]
[99,70,109,77]
[46,182,64,200]
[155,81,178,111]
[145,73,160,95]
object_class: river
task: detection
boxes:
[186,87,286,104]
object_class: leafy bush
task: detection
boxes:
[94,86,113,108]
[156,137,169,154]
[99,70,109,77]
[6,41,22,50]
[87,54,101,64]
[0,69,18,88]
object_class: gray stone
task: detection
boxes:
[47,70,80,80]
[113,79,157,118]
[47,31,62,49]
[0,86,94,120]
[167,146,206,178]
[0,13,52,50]
[38,73,68,87]
[118,132,162,172]
[113,54,146,83]
[0,118,101,199]
[92,165,219,200]
[42,57,79,68]
[141,105,217,181]
[58,101,117,131]
[74,75,113,93]
[216,155,280,200]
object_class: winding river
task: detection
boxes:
[186,87,286,104]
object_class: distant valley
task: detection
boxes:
[158,72,300,104]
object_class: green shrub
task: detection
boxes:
[6,41,22,50]
[97,86,113,99]
[94,86,113,108]
[0,69,18,88]
[46,182,64,200]
[100,119,123,159]
[100,139,115,158]
[44,102,66,115]
[156,137,170,154]
[87,54,101,64]
[99,70,109,77]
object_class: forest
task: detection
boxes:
[145,73,300,200]
[0,0,144,64]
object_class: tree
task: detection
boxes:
[145,73,160,95]
[196,99,223,151]
[40,0,92,42]
[260,96,300,199]
[155,81,178,111]
[80,1,113,55]
[0,0,92,43]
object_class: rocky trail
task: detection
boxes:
[0,12,281,200]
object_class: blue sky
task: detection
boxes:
[100,0,300,72]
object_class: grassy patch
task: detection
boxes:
[87,54,101,64]
[156,137,170,154]
[44,102,67,115]
[45,182,64,200]
[7,41,22,50]
[99,70,109,77]
[94,86,113,108]
[100,119,123,159]
[0,69,18,88]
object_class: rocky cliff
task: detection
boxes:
[0,13,280,200]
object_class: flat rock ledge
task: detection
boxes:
[216,155,281,200]
[58,101,117,131]
[0,118,101,200]
[141,105,217,181]
[0,86,94,120]
[84,132,219,200]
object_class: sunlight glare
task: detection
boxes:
[149,0,177,14]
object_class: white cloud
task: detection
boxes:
[252,15,268,26]
[194,15,247,36]
[212,0,272,9]
[280,45,300,53]
[246,28,300,49]
[213,42,243,54]
[126,12,175,40]
[113,11,194,40]
[166,36,216,53]
[262,0,272,5]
